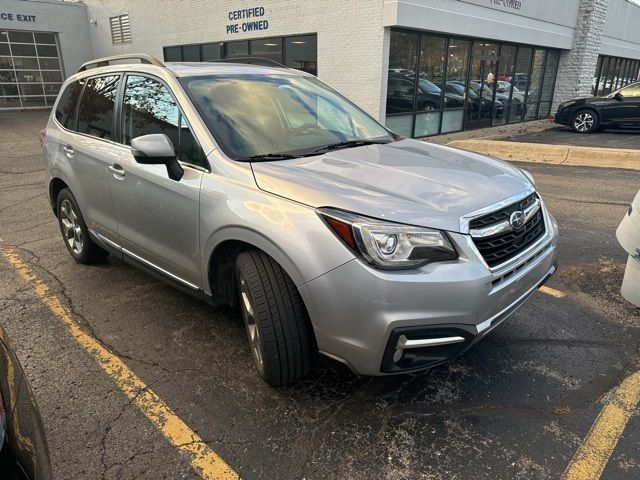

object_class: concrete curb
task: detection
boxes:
[447,139,640,171]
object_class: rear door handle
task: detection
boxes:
[63,144,74,157]
[108,163,126,178]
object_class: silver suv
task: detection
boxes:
[43,54,558,386]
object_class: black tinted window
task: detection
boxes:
[55,81,82,129]
[121,75,206,168]
[77,75,119,140]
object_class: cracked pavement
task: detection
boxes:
[0,111,639,479]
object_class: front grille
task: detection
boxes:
[471,194,546,268]
[469,193,538,230]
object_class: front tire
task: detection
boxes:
[56,188,108,264]
[235,250,313,386]
[571,109,599,133]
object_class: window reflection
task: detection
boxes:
[385,31,561,136]
[593,55,640,96]
[524,49,546,120]
[417,35,446,112]
[162,34,317,75]
[386,31,418,117]
[495,45,517,125]
[77,76,120,140]
[122,75,204,167]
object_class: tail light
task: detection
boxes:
[39,128,47,147]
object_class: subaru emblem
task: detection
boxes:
[509,211,526,230]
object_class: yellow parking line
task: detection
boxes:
[0,246,238,480]
[563,371,640,480]
[539,285,566,298]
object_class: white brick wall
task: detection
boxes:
[553,0,610,108]
[82,0,387,119]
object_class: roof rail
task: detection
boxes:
[212,57,286,68]
[78,53,164,72]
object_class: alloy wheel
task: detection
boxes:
[574,112,594,132]
[59,199,83,255]
[239,275,264,374]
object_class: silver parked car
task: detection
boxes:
[42,54,558,386]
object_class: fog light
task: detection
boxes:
[393,347,403,363]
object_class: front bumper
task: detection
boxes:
[299,211,559,376]
[554,106,572,125]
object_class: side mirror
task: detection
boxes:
[131,134,183,181]
[615,92,624,102]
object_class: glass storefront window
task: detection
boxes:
[164,46,181,62]
[539,50,559,118]
[182,45,201,61]
[385,30,561,136]
[284,35,317,75]
[414,111,441,136]
[593,55,640,96]
[202,43,221,61]
[163,34,317,75]
[225,41,248,58]
[250,37,282,63]
[507,47,531,123]
[495,45,516,125]
[473,42,498,57]
[385,114,413,137]
[524,49,546,120]
[445,39,469,85]
[441,109,464,133]
[417,35,446,114]
[386,31,418,117]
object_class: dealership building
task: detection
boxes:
[2,0,640,137]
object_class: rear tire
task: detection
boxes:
[235,250,313,386]
[56,188,108,264]
[571,109,599,133]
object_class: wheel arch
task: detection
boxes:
[573,106,600,120]
[48,177,69,215]
[205,229,306,308]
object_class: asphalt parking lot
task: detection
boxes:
[506,125,640,149]
[1,111,639,480]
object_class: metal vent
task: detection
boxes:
[110,14,131,45]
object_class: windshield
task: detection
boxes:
[181,74,393,160]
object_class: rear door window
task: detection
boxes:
[76,75,120,140]
[55,80,83,130]
[121,75,207,168]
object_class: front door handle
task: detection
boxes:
[63,144,74,157]
[108,163,126,178]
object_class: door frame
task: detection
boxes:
[463,53,499,130]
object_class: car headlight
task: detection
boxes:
[560,100,576,109]
[318,208,458,269]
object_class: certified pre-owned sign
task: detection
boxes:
[0,12,36,22]
[488,0,522,10]
[226,6,268,34]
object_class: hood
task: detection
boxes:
[251,139,533,233]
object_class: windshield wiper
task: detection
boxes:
[310,139,391,154]
[239,153,301,162]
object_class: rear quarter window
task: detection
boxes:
[55,80,83,130]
